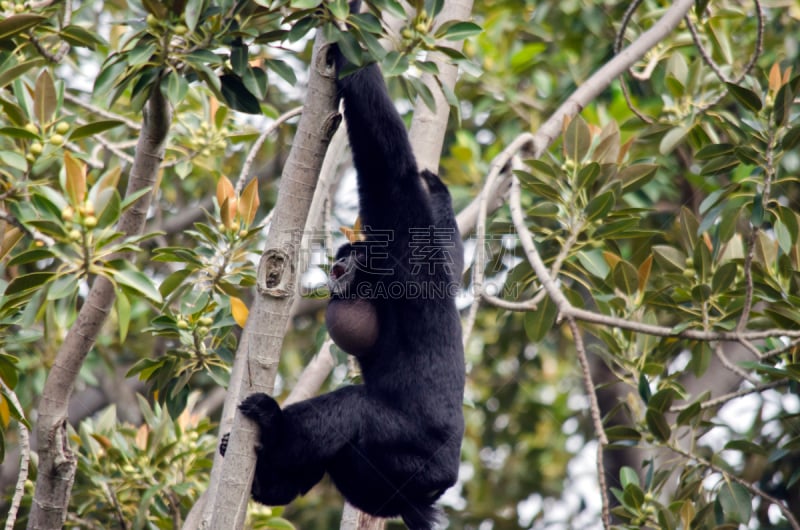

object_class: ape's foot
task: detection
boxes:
[239,392,281,424]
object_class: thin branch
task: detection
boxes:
[0,209,56,247]
[670,378,789,413]
[284,339,336,406]
[29,0,72,63]
[712,342,759,384]
[64,92,143,131]
[1,379,30,530]
[613,0,653,123]
[669,444,800,529]
[566,317,610,528]
[738,128,777,332]
[234,106,303,195]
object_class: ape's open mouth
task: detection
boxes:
[331,263,346,280]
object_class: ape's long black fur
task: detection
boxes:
[225,7,465,528]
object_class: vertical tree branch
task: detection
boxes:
[202,32,340,530]
[28,87,171,530]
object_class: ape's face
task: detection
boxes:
[328,243,367,298]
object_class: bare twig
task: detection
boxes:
[29,0,72,63]
[687,0,764,111]
[1,379,30,530]
[566,317,611,528]
[669,444,800,529]
[64,92,143,131]
[0,209,56,247]
[234,107,303,195]
[670,378,789,413]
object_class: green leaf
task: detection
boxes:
[694,142,735,160]
[112,267,163,304]
[262,517,296,530]
[0,14,47,41]
[4,272,55,296]
[265,59,296,85]
[620,466,640,488]
[70,120,125,141]
[219,74,262,115]
[750,194,764,227]
[231,44,248,77]
[34,69,57,126]
[116,290,131,342]
[47,274,79,301]
[617,163,658,192]
[242,67,268,101]
[773,75,799,126]
[659,125,689,155]
[523,295,558,342]
[648,388,677,413]
[604,425,641,442]
[409,76,436,112]
[287,16,316,42]
[328,0,349,20]
[711,262,737,293]
[585,190,615,222]
[185,0,206,32]
[725,82,762,113]
[0,58,46,89]
[382,51,409,77]
[290,0,321,7]
[564,115,591,162]
[60,25,106,49]
[645,409,671,441]
[700,155,739,176]
[575,162,600,191]
[781,126,800,151]
[351,13,383,34]
[159,269,192,298]
[434,21,483,41]
[7,248,54,267]
[164,71,190,107]
[717,482,751,523]
[724,439,766,456]
[612,260,638,296]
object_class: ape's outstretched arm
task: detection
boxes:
[333,49,432,235]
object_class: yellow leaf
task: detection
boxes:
[0,227,23,261]
[638,254,653,293]
[0,394,10,427]
[340,226,357,242]
[231,296,249,327]
[216,175,235,210]
[91,433,112,449]
[63,152,86,205]
[135,424,149,450]
[94,166,121,193]
[768,63,782,93]
[238,177,260,226]
[340,217,364,243]
[220,197,237,229]
[603,251,621,269]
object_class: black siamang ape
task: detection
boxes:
[222,10,465,529]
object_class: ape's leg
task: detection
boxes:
[237,386,366,506]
